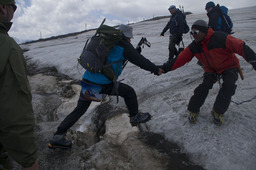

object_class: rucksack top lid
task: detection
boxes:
[219,5,228,15]
[96,24,123,49]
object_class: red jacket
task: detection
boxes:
[163,28,253,74]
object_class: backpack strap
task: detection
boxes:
[174,15,178,27]
[217,5,231,30]
[101,59,125,81]
[103,59,125,69]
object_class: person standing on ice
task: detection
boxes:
[49,24,163,149]
[160,5,184,61]
[160,20,256,125]
[0,0,39,169]
[205,1,233,34]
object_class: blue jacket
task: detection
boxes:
[83,45,124,84]
[83,39,159,85]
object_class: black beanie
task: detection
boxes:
[191,20,208,33]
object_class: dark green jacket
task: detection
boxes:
[0,21,37,168]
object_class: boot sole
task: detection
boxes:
[48,143,72,149]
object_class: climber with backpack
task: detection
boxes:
[198,1,234,68]
[205,1,233,34]
[160,5,189,61]
[48,23,163,149]
[159,20,256,125]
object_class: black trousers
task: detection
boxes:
[55,82,138,135]
[168,35,182,60]
[188,68,238,114]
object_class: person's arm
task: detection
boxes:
[120,40,160,75]
[0,38,11,75]
[161,46,194,73]
[9,48,32,95]
[161,19,171,36]
[225,35,256,70]
[243,43,256,70]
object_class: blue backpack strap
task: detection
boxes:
[218,5,233,33]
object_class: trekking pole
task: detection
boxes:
[78,18,106,65]
[176,39,185,56]
[221,14,231,29]
[94,18,106,36]
[122,37,151,71]
[122,61,128,71]
[217,5,231,29]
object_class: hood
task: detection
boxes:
[0,21,12,34]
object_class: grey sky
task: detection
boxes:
[9,0,256,41]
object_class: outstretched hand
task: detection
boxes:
[157,68,164,75]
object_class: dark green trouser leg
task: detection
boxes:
[168,36,178,60]
[0,144,12,170]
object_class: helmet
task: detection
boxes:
[0,0,15,5]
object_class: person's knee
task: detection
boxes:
[126,86,136,96]
[221,71,238,96]
[222,82,237,96]
[168,43,176,50]
[120,84,136,99]
[194,82,213,94]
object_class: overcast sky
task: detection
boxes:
[9,0,256,42]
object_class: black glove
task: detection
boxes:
[156,65,165,74]
[160,32,164,36]
[136,46,142,54]
[160,58,177,73]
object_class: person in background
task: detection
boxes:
[0,0,39,169]
[205,2,219,31]
[49,24,163,149]
[160,20,256,125]
[160,5,184,61]
[205,1,233,34]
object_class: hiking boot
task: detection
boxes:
[130,112,151,126]
[211,110,223,125]
[188,111,199,124]
[48,134,72,149]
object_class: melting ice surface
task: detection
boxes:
[21,6,256,170]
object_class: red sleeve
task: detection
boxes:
[225,35,245,58]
